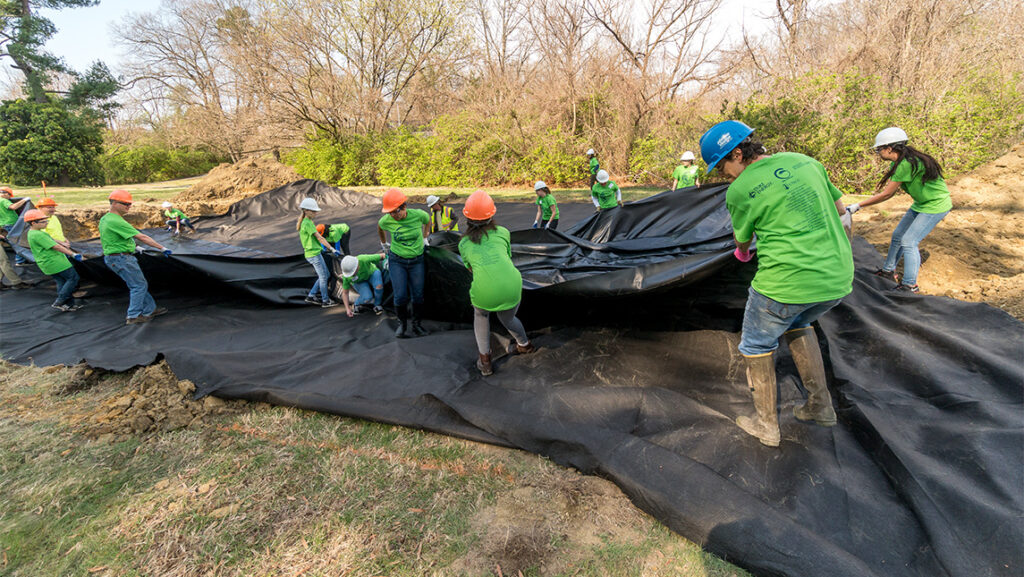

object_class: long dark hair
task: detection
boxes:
[877,144,943,191]
[464,218,498,244]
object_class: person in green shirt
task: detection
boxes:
[99,190,173,324]
[532,181,559,230]
[377,188,431,338]
[1,186,31,265]
[590,170,622,211]
[297,197,339,308]
[700,120,854,447]
[23,209,84,311]
[316,223,351,255]
[672,151,701,189]
[845,127,953,293]
[586,148,599,187]
[339,253,387,317]
[459,190,535,376]
[36,198,70,249]
[162,201,197,235]
[0,226,28,289]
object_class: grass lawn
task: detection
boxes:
[5,177,204,207]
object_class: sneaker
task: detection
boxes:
[373,305,384,316]
[304,296,322,305]
[507,341,537,355]
[892,284,920,293]
[51,303,81,312]
[126,316,151,325]
[321,299,340,308]
[873,268,899,283]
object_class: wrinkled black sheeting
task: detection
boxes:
[1,181,1021,577]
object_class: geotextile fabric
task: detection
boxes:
[1,180,1021,577]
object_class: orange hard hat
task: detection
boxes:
[23,209,48,222]
[108,189,133,203]
[463,190,496,221]
[0,186,12,197]
[36,197,57,208]
[381,188,407,213]
[316,224,326,236]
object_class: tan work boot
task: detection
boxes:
[785,327,837,426]
[477,353,493,376]
[735,353,781,447]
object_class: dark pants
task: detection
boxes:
[166,219,196,231]
[541,218,559,230]
[334,231,351,256]
[52,267,80,306]
[388,251,425,308]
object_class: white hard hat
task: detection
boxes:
[299,197,321,211]
[680,151,696,161]
[596,169,609,184]
[534,181,547,191]
[873,127,908,149]
[586,148,595,156]
[426,195,440,207]
[341,255,359,277]
[162,201,173,208]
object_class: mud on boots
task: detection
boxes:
[377,188,430,339]
[700,120,853,446]
[459,190,536,376]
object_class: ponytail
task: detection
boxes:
[876,144,943,192]
[464,218,498,244]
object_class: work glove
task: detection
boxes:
[73,254,83,262]
[544,222,551,230]
[840,210,853,231]
[846,203,861,214]
[380,241,390,252]
[532,220,539,229]
[733,247,753,263]
[423,237,431,247]
[163,249,173,257]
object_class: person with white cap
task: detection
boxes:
[845,127,952,293]
[672,151,701,189]
[586,149,600,187]
[162,201,196,235]
[590,170,622,211]
[426,195,459,233]
[532,181,559,230]
[339,253,387,317]
[296,197,339,307]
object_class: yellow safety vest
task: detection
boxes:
[431,205,459,233]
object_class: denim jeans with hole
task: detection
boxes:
[306,254,330,301]
[104,254,156,319]
[352,268,386,307]
[738,287,844,356]
[882,208,949,286]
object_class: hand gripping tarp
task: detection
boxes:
[1,180,1020,577]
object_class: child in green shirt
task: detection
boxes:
[162,201,196,235]
[23,209,84,311]
[532,181,559,230]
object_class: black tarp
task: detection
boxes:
[1,180,1021,577]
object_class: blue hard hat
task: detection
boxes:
[699,120,755,172]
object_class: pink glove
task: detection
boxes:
[734,247,753,262]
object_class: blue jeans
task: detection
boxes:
[306,254,330,301]
[882,209,949,286]
[104,254,156,319]
[52,267,80,306]
[166,218,196,231]
[4,224,25,264]
[388,251,425,307]
[738,287,844,356]
[352,268,386,307]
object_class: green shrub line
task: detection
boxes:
[99,144,224,185]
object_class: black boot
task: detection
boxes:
[395,305,410,338]
[410,303,430,337]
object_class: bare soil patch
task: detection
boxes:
[173,155,301,212]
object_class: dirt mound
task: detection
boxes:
[174,155,302,211]
[58,203,178,242]
[82,360,247,442]
[853,142,1024,319]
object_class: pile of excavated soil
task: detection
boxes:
[57,205,168,243]
[174,155,301,212]
[853,142,1024,319]
[81,361,247,442]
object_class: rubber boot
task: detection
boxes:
[410,303,429,337]
[395,305,410,339]
[785,327,837,426]
[735,353,781,447]
[477,353,493,376]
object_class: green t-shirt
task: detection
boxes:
[726,152,853,304]
[99,212,139,255]
[378,209,430,258]
[890,159,953,214]
[340,254,383,291]
[27,229,72,275]
[589,157,599,175]
[672,165,700,188]
[458,226,522,312]
[164,208,189,220]
[43,215,66,243]
[325,223,350,243]
[591,181,621,210]
[536,194,559,220]
[0,198,17,226]
[299,217,322,258]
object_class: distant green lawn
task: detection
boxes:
[6,177,203,207]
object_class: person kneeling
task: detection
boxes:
[340,254,387,317]
[459,191,535,376]
[23,209,84,311]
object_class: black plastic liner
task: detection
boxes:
[1,180,1020,577]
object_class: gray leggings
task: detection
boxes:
[473,304,529,354]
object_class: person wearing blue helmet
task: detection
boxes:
[700,120,854,447]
